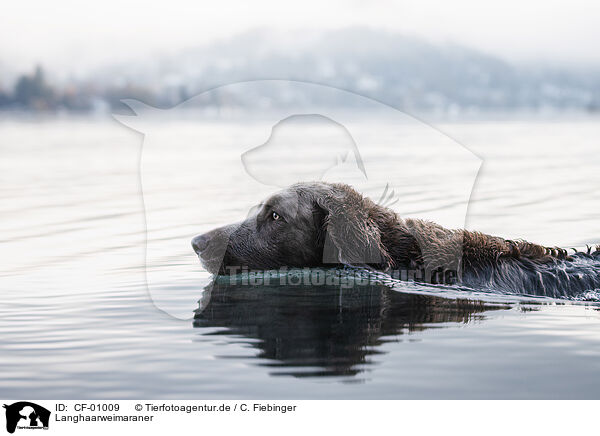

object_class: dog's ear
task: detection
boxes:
[315,185,389,267]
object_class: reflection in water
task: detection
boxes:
[193,278,510,377]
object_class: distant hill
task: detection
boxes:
[4,28,600,113]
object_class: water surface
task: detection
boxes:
[1,116,599,398]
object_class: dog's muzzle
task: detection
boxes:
[191,227,236,274]
[191,234,210,255]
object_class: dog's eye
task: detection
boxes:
[271,211,280,221]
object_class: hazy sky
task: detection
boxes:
[2,0,600,73]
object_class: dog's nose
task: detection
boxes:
[191,234,210,254]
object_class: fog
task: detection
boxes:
[2,0,600,76]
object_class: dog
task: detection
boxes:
[192,182,600,296]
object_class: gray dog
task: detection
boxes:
[193,182,600,297]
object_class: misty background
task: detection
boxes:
[1,1,600,116]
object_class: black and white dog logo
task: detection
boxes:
[3,402,50,434]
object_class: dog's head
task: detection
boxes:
[192,182,391,274]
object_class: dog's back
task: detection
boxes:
[461,249,600,297]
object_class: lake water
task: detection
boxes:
[1,114,599,399]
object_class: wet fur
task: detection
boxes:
[193,182,600,296]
